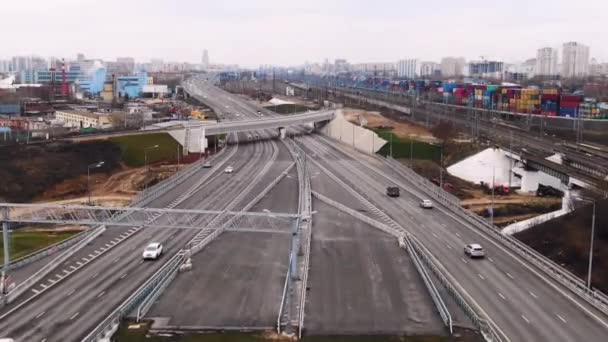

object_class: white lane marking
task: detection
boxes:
[498,292,506,300]
[63,269,70,274]
[32,289,40,294]
[455,232,461,238]
[55,274,63,279]
[100,247,106,251]
[82,258,89,262]
[138,260,144,265]
[70,265,77,270]
[91,272,99,279]
[521,315,530,324]
[77,261,83,266]
[488,257,494,263]
[478,273,485,280]
[48,279,56,284]
[506,272,514,280]
[446,244,453,250]
[88,254,95,258]
[94,250,101,255]
[556,314,567,323]
[120,273,128,279]
[97,291,105,298]
[41,339,47,342]
[105,243,112,248]
[461,258,468,264]
[529,291,538,299]
[35,311,46,319]
[70,312,79,320]
[114,257,120,263]
[40,284,48,289]
[432,233,439,238]
[66,289,75,297]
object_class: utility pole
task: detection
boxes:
[588,200,596,290]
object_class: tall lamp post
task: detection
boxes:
[144,145,159,191]
[87,161,105,205]
[575,196,597,290]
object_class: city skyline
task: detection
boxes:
[1,0,607,67]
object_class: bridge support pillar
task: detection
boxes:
[279,127,287,139]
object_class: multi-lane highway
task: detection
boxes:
[2,75,608,342]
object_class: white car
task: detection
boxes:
[142,242,163,260]
[419,199,434,209]
[224,166,234,173]
[464,244,486,258]
[203,161,212,168]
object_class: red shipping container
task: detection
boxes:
[560,101,580,108]
[561,95,583,102]
[541,94,559,101]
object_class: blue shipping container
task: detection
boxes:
[559,107,578,117]
[0,104,20,114]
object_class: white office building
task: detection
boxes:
[420,61,440,77]
[397,59,420,78]
[440,57,466,76]
[561,42,590,77]
[536,47,558,76]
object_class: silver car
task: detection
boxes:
[464,244,486,258]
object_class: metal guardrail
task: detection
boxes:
[1,228,92,272]
[381,155,608,316]
[4,225,106,304]
[406,234,505,342]
[400,235,452,333]
[81,251,185,342]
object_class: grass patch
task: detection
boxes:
[373,129,441,161]
[110,133,180,167]
[0,230,78,265]
[265,103,311,115]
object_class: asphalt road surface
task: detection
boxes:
[300,133,608,342]
[305,199,444,335]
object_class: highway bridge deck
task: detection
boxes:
[146,231,290,329]
[304,199,445,335]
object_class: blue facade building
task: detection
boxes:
[116,71,147,98]
[18,62,106,95]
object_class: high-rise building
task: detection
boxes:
[420,61,440,77]
[535,47,558,76]
[77,53,85,62]
[397,59,420,78]
[561,42,590,77]
[0,60,10,73]
[467,60,504,78]
[440,57,466,77]
[202,49,210,70]
[334,59,349,73]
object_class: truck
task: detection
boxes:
[386,186,400,197]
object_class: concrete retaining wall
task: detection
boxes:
[319,109,387,154]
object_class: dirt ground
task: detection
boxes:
[343,108,438,143]
[37,162,180,205]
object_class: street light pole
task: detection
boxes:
[144,145,159,191]
[587,200,597,290]
[87,161,105,205]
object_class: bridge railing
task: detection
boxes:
[4,225,106,304]
[81,250,185,342]
[381,155,608,316]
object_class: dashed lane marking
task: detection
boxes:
[478,273,485,280]
[498,292,506,300]
[35,311,46,319]
[432,233,439,238]
[506,272,514,280]
[461,258,468,264]
[66,289,75,297]
[529,291,538,299]
[521,315,530,324]
[556,314,567,323]
[97,291,105,298]
[70,312,79,320]
[120,273,128,279]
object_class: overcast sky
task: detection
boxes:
[2,0,606,67]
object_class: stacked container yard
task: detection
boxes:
[541,89,559,116]
[559,94,583,117]
[579,98,600,118]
